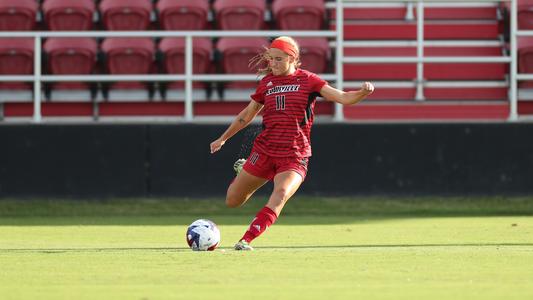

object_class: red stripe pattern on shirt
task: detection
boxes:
[249,69,327,158]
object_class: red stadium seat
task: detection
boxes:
[159,37,213,99]
[159,38,212,75]
[517,0,533,30]
[217,37,268,74]
[101,38,155,99]
[504,0,533,30]
[102,38,155,75]
[0,0,38,31]
[0,38,33,75]
[271,0,325,30]
[99,0,152,30]
[43,0,95,31]
[0,38,34,100]
[213,0,266,30]
[216,37,268,97]
[157,0,209,30]
[518,37,533,88]
[43,38,98,98]
[297,38,330,74]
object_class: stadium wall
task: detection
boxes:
[1,124,533,198]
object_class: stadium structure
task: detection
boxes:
[1,0,533,198]
[0,0,531,122]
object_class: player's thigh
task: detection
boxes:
[227,170,268,205]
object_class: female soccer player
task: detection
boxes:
[210,36,374,250]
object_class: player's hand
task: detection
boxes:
[361,82,374,95]
[210,138,225,154]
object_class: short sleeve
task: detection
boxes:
[308,72,327,93]
[250,82,266,104]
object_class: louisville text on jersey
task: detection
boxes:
[265,84,300,96]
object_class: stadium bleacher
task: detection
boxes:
[158,37,213,100]
[100,37,156,101]
[297,37,330,74]
[213,0,266,30]
[99,0,152,31]
[0,0,38,31]
[43,0,96,31]
[216,37,268,99]
[0,38,34,102]
[43,37,98,102]
[0,0,531,120]
[157,0,210,30]
[272,0,326,30]
[502,0,533,30]
[333,1,510,120]
[518,37,533,87]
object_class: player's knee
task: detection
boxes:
[225,192,244,208]
[272,187,291,202]
[225,197,237,208]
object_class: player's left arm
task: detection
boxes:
[320,82,374,105]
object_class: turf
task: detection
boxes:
[1,197,532,300]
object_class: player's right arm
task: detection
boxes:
[210,100,264,154]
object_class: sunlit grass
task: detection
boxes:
[1,197,532,300]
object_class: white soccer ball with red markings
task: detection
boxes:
[186,219,220,251]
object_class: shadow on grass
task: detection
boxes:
[2,243,533,253]
[0,247,191,253]
[0,197,532,226]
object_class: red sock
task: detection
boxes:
[241,206,278,243]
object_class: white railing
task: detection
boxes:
[0,30,338,122]
[0,0,525,122]
[334,0,516,121]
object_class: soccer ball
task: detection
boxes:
[186,219,220,251]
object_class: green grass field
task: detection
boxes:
[1,197,532,300]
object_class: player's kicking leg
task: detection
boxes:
[226,165,267,209]
[235,170,303,251]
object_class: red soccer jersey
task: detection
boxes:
[250,69,327,158]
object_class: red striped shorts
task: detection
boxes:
[242,147,309,181]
